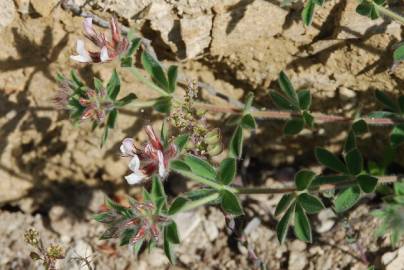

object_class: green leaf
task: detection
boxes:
[344,130,356,153]
[276,203,295,244]
[356,3,372,17]
[345,148,363,175]
[278,71,299,105]
[183,154,217,180]
[105,198,133,218]
[93,212,111,223]
[133,238,144,256]
[391,124,404,147]
[218,158,237,185]
[241,114,257,129]
[115,93,137,108]
[93,77,104,92]
[174,134,189,153]
[393,44,404,62]
[284,117,304,135]
[294,170,316,191]
[270,90,297,110]
[370,5,380,20]
[101,127,109,148]
[302,0,316,26]
[164,228,176,264]
[70,69,84,88]
[394,182,404,196]
[151,176,166,210]
[184,189,217,201]
[303,111,314,128]
[170,160,191,173]
[168,197,189,215]
[357,174,378,193]
[141,51,169,92]
[298,193,324,214]
[375,90,399,112]
[352,119,368,135]
[334,186,361,213]
[153,96,172,114]
[167,65,178,93]
[220,190,243,216]
[294,203,312,243]
[107,69,121,100]
[315,147,348,173]
[107,109,118,129]
[165,222,180,244]
[229,126,243,158]
[275,194,295,217]
[120,228,135,246]
[298,90,311,110]
[161,121,169,148]
[311,175,349,186]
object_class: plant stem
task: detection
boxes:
[235,175,401,195]
[193,101,401,126]
[173,169,226,190]
[375,4,404,25]
[177,192,221,213]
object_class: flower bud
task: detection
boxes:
[207,143,223,156]
[204,129,221,145]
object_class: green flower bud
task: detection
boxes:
[204,129,221,145]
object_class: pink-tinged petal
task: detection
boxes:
[83,17,96,37]
[110,17,121,43]
[100,46,110,62]
[120,138,135,156]
[131,226,146,244]
[128,155,141,171]
[157,150,166,178]
[81,107,95,120]
[144,125,163,150]
[125,172,145,185]
[165,144,177,160]
[70,40,92,63]
[79,97,91,106]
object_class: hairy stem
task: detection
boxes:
[177,192,221,213]
[374,3,404,25]
[236,175,401,195]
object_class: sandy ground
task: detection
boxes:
[0,0,404,269]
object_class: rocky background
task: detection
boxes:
[1,0,404,269]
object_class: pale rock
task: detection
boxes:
[385,246,404,270]
[0,170,32,204]
[289,240,307,252]
[60,240,94,270]
[382,250,398,265]
[30,0,59,16]
[337,1,385,39]
[106,0,152,20]
[211,0,287,56]
[173,211,202,240]
[288,251,307,270]
[146,1,177,53]
[316,208,336,233]
[0,0,15,31]
[14,0,30,15]
[181,14,212,58]
[202,219,219,241]
[146,248,169,267]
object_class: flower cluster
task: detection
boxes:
[96,198,169,248]
[53,76,114,124]
[71,17,129,63]
[120,125,177,185]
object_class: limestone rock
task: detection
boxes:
[30,0,59,17]
[0,0,15,31]
[211,0,288,56]
[181,14,212,58]
[105,0,152,20]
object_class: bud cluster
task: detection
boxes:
[170,81,223,157]
[95,198,170,253]
[24,228,65,270]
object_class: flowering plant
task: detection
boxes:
[50,2,404,267]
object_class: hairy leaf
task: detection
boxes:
[315,148,347,173]
[334,186,361,213]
